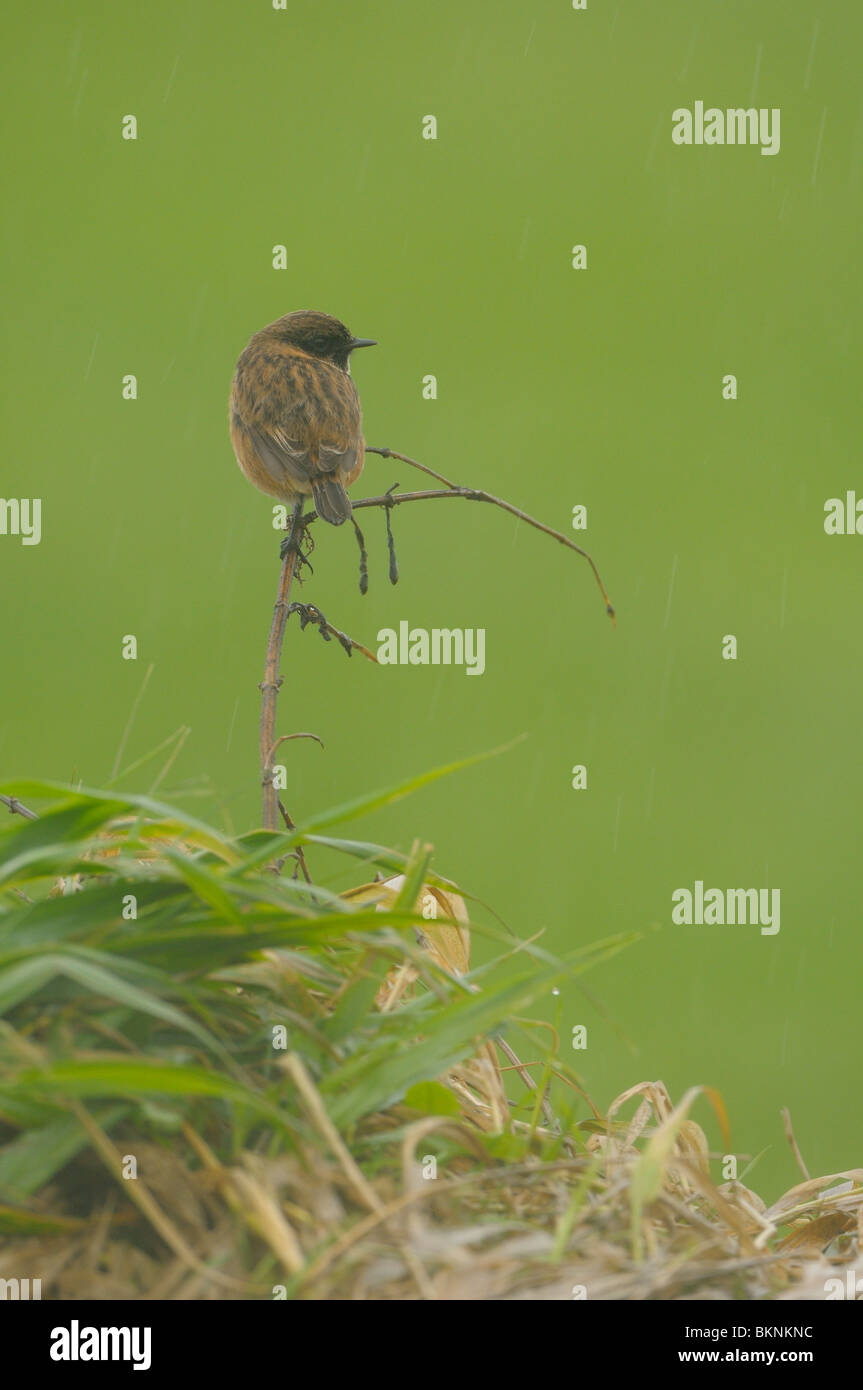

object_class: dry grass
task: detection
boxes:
[3,1058,859,1300]
[0,784,859,1301]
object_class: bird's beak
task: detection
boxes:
[348,337,377,350]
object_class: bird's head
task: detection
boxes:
[264,310,376,371]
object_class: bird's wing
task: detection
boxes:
[243,423,316,489]
[245,423,358,488]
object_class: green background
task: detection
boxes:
[2,0,860,1198]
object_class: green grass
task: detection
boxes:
[0,773,636,1295]
[2,777,852,1301]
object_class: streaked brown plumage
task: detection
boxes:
[229,310,376,525]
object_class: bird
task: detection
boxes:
[229,310,376,526]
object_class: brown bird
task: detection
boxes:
[229,310,376,525]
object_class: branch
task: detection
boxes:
[259,502,304,831]
[0,794,38,821]
[268,733,323,881]
[307,475,616,623]
[258,449,616,828]
[287,603,379,663]
[365,445,458,490]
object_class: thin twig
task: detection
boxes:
[287,603,379,662]
[366,445,458,490]
[275,802,311,882]
[304,483,616,622]
[0,794,38,821]
[383,485,399,584]
[267,731,325,763]
[350,516,369,594]
[260,502,304,831]
[265,736,323,884]
[259,451,615,824]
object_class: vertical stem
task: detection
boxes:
[260,502,303,830]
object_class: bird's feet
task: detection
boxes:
[279,514,315,579]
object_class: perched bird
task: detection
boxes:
[229,310,376,525]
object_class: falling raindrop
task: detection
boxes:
[84,333,99,381]
[163,54,180,104]
[803,19,821,91]
[749,42,763,106]
[663,553,678,629]
[811,107,827,185]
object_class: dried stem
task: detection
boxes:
[259,451,615,827]
[0,794,38,821]
[260,502,304,831]
[781,1106,810,1180]
[349,487,615,622]
[287,603,379,662]
[306,448,616,622]
[365,445,458,490]
[271,734,323,882]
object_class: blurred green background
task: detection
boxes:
[2,0,860,1199]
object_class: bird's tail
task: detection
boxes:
[312,477,352,526]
